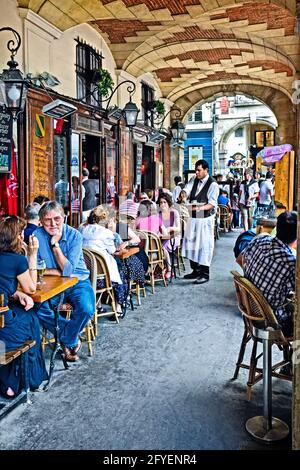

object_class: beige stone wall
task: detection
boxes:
[0,0,24,73]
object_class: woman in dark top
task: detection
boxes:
[0,216,48,397]
[115,214,148,284]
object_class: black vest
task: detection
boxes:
[189,176,216,218]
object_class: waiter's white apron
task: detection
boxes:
[181,215,215,266]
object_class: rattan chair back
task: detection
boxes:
[86,248,119,324]
[136,230,167,293]
[218,204,231,231]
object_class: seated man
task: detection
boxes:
[233,228,256,268]
[23,202,41,244]
[218,190,232,231]
[119,191,139,220]
[242,211,297,337]
[217,189,230,207]
[34,201,95,361]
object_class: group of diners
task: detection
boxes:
[0,201,96,398]
[0,190,184,399]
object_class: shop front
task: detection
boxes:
[0,106,18,216]
[21,86,133,226]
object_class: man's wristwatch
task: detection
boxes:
[51,241,60,249]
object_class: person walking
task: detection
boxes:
[82,168,96,222]
[238,169,259,231]
[182,159,219,284]
[258,171,274,209]
[172,176,184,203]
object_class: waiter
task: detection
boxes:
[182,159,219,284]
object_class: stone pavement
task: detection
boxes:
[0,231,292,450]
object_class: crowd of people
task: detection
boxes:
[0,159,296,400]
[215,169,275,231]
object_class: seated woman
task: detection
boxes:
[79,206,126,315]
[157,192,181,279]
[174,190,189,221]
[0,216,48,397]
[136,200,161,234]
[108,212,147,287]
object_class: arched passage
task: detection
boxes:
[176,84,297,150]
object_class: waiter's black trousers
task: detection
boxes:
[190,260,209,278]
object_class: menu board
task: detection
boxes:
[33,141,51,196]
[54,135,69,207]
[135,143,143,185]
[0,107,13,173]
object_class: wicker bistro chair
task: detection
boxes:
[214,206,220,240]
[136,230,167,294]
[86,248,119,330]
[174,218,186,275]
[231,270,293,401]
[130,280,147,306]
[218,204,231,232]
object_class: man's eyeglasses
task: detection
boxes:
[43,216,63,225]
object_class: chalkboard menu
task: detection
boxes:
[0,107,13,173]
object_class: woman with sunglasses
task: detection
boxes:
[0,216,48,397]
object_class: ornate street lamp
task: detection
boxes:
[148,103,186,141]
[103,79,139,127]
[83,72,139,128]
[170,119,186,142]
[0,27,27,119]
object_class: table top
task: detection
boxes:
[161,230,176,240]
[256,217,277,228]
[114,246,139,260]
[30,276,78,303]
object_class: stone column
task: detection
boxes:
[170,143,184,189]
[293,0,300,451]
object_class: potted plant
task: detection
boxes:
[94,69,115,97]
[153,100,165,116]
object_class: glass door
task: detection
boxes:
[70,132,82,227]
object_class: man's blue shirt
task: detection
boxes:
[34,224,89,280]
[218,195,229,206]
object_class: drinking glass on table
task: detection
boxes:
[36,259,46,289]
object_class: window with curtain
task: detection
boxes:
[75,38,103,107]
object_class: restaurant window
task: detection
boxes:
[194,110,203,122]
[141,82,154,127]
[75,38,103,107]
[255,130,275,147]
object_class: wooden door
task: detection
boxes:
[275,151,295,211]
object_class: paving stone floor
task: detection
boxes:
[0,231,292,450]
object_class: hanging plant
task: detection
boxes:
[95,69,115,97]
[154,100,165,116]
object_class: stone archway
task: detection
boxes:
[175,84,297,151]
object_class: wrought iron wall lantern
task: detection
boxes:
[170,119,186,142]
[85,71,139,128]
[0,27,27,119]
[148,104,186,142]
[102,79,139,127]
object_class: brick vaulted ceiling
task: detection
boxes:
[19,1,300,105]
